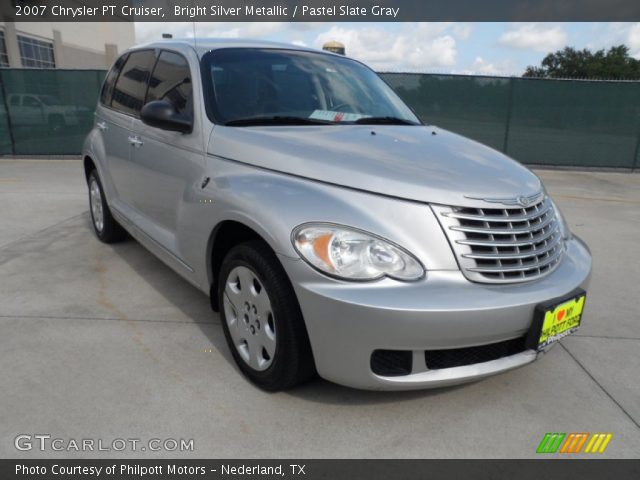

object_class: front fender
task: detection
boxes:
[182,156,458,292]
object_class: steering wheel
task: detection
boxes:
[330,102,358,113]
[255,74,279,94]
[254,74,280,114]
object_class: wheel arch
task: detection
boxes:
[83,155,96,183]
[207,220,281,312]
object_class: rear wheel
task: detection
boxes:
[88,170,127,243]
[218,241,315,391]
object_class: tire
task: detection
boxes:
[88,169,127,243]
[218,240,316,391]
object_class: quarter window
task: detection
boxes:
[111,50,156,116]
[146,51,193,118]
[17,35,55,68]
[100,54,128,106]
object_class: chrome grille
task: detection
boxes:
[434,196,565,283]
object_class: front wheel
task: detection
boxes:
[218,241,315,391]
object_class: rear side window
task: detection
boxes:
[100,53,127,105]
[111,49,156,116]
[146,50,192,118]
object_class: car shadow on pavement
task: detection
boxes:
[285,378,467,406]
[100,217,467,406]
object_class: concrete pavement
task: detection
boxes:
[0,159,638,458]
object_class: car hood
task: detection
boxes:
[208,124,542,207]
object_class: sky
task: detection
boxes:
[135,22,640,75]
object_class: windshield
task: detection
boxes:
[201,48,421,126]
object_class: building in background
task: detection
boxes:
[0,22,135,69]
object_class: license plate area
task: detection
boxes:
[525,289,586,351]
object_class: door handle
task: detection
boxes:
[127,135,143,147]
[96,121,107,131]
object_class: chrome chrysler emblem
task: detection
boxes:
[465,191,544,207]
[517,195,531,207]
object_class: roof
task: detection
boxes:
[130,38,322,58]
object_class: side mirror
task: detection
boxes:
[140,100,192,133]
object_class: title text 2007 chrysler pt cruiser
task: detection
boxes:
[83,40,592,391]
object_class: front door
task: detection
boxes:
[128,49,204,257]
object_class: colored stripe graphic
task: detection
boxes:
[536,433,566,453]
[560,433,589,453]
[537,433,613,454]
[584,433,613,453]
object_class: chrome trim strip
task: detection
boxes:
[467,246,564,273]
[461,238,560,260]
[450,214,556,235]
[443,202,552,223]
[455,228,557,248]
[464,191,544,207]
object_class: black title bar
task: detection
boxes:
[2,0,640,22]
[2,459,640,480]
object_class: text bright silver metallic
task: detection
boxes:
[83,39,591,390]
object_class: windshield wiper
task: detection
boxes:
[225,116,333,127]
[353,116,419,126]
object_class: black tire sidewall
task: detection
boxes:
[88,170,125,243]
[218,241,314,391]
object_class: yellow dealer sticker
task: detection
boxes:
[538,295,585,348]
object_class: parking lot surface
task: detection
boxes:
[0,159,639,458]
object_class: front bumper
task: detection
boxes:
[279,236,592,390]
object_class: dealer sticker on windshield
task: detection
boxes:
[309,110,370,122]
[527,290,586,351]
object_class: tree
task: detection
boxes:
[523,45,640,80]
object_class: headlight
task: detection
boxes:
[292,224,425,281]
[549,198,571,240]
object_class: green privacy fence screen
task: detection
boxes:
[0,69,105,155]
[381,73,640,169]
[0,69,639,168]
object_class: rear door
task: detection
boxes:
[100,49,156,211]
[93,52,131,204]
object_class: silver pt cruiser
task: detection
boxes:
[83,39,592,391]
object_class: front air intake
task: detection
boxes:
[425,337,528,369]
[371,350,412,376]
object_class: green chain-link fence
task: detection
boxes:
[1,69,639,168]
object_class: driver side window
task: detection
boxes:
[145,50,192,119]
